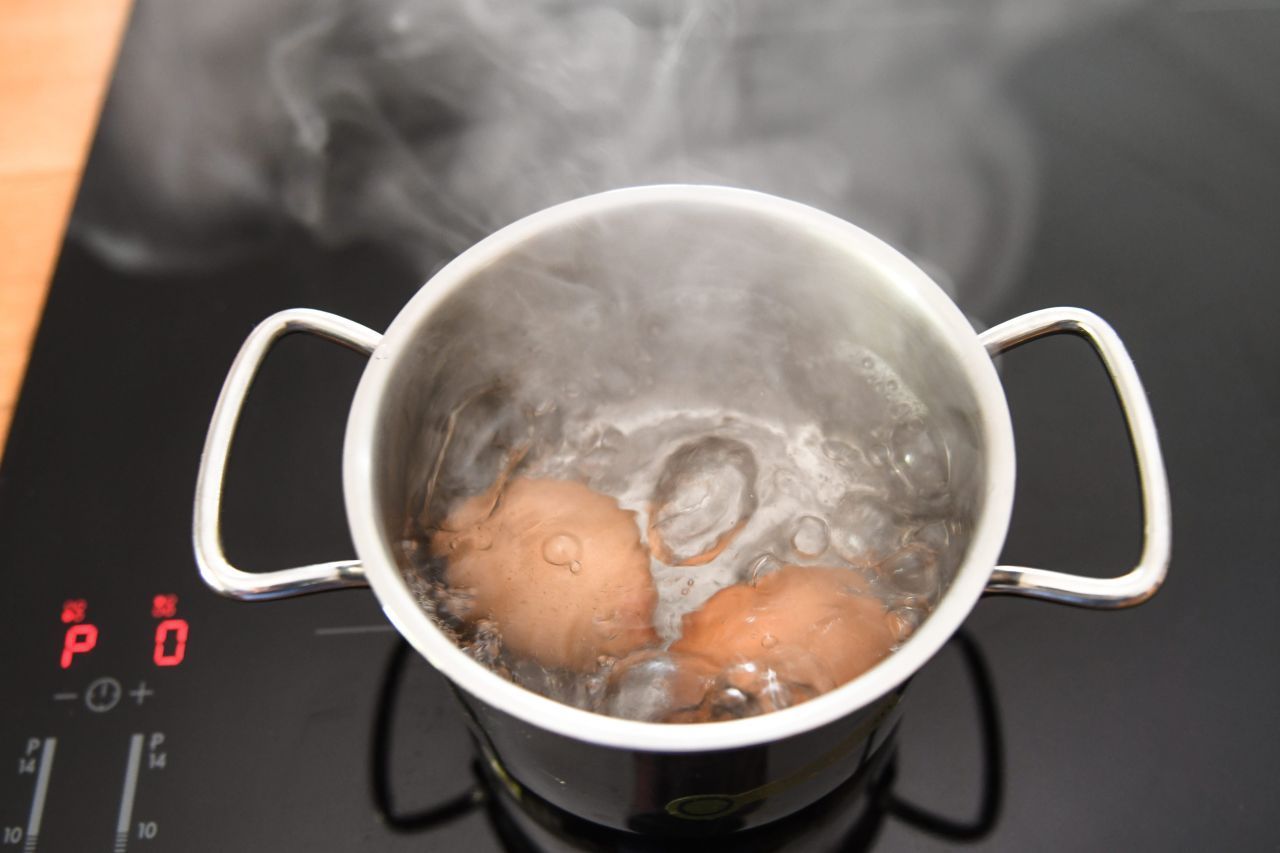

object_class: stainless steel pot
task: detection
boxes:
[193,185,1170,834]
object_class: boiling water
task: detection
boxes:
[401,348,968,723]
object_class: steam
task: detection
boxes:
[77,0,1134,312]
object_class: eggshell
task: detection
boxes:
[671,564,895,690]
[432,478,659,671]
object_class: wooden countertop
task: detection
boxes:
[0,0,132,461]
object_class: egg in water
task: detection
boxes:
[431,478,659,671]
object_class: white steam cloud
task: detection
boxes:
[77,0,1134,312]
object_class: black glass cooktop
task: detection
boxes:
[2,3,1277,850]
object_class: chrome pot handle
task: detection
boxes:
[193,309,382,600]
[979,307,1171,608]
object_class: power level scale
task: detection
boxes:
[112,733,166,852]
[9,737,55,852]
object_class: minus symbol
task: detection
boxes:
[52,693,77,701]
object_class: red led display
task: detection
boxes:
[153,619,189,667]
[151,594,178,619]
[60,623,98,669]
[55,595,190,669]
[61,599,86,624]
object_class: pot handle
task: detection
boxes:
[193,308,383,600]
[979,307,1171,608]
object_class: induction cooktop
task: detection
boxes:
[2,3,1277,851]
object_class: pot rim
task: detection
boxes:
[342,184,1016,752]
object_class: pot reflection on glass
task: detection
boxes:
[193,185,1169,833]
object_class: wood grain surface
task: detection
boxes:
[0,0,132,460]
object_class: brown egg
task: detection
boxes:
[671,564,895,693]
[431,478,659,671]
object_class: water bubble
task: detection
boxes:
[880,544,940,601]
[749,553,784,584]
[508,659,599,709]
[577,445,623,486]
[724,661,764,693]
[707,686,750,719]
[910,520,950,552]
[889,420,950,498]
[542,532,583,566]
[579,671,610,710]
[716,661,809,715]
[791,516,829,558]
[422,385,529,529]
[831,493,902,566]
[822,439,862,467]
[572,424,622,454]
[649,437,758,566]
[888,606,924,645]
[867,444,892,468]
[823,440,884,490]
[603,652,713,722]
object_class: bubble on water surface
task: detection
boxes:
[831,493,902,566]
[791,515,830,558]
[889,419,950,498]
[649,437,758,566]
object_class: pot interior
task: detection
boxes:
[364,188,994,709]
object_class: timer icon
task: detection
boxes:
[85,677,122,713]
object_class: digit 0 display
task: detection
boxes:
[57,595,190,668]
[153,618,189,667]
[151,594,188,666]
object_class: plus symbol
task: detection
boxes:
[129,681,155,706]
